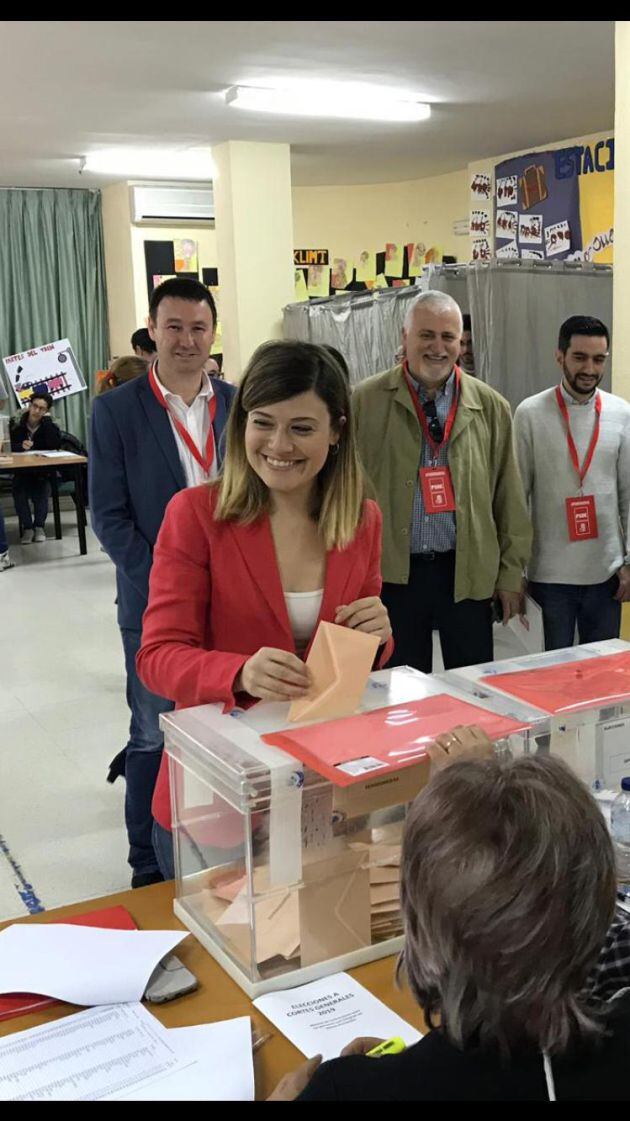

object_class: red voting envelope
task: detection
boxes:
[0,905,137,1022]
[480,651,630,715]
[419,467,456,513]
[566,496,598,541]
[262,695,529,787]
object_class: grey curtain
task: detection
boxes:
[446,261,612,408]
[283,287,420,386]
[0,188,109,443]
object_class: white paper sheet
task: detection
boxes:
[507,594,544,655]
[0,1003,192,1102]
[109,1018,255,1101]
[253,972,421,1061]
[0,924,186,1005]
[32,450,81,459]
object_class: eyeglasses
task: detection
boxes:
[422,399,443,445]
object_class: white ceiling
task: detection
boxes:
[0,20,614,189]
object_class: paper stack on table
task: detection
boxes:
[0,923,187,1005]
[0,1003,255,1102]
[253,971,421,1062]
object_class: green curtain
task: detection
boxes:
[0,188,109,444]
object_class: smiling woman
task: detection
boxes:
[136,339,394,879]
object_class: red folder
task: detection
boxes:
[262,695,529,786]
[480,650,630,715]
[0,904,137,1022]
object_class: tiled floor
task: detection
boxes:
[0,506,528,922]
[1,509,129,921]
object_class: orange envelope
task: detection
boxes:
[288,621,379,723]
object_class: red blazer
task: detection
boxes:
[137,484,393,829]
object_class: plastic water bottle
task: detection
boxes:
[610,778,630,887]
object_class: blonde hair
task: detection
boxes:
[215,340,365,550]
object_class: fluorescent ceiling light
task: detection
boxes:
[82,147,215,180]
[225,82,431,123]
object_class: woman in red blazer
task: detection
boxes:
[137,340,393,878]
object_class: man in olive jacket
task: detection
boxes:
[353,291,531,672]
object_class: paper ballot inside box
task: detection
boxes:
[289,622,379,723]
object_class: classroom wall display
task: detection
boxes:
[3,339,87,405]
[406,243,426,277]
[384,243,404,278]
[294,249,329,266]
[294,269,309,302]
[145,241,199,300]
[494,138,614,263]
[174,239,199,274]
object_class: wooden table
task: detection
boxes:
[0,452,88,555]
[0,883,426,1100]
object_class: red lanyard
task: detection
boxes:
[149,362,217,475]
[404,363,461,459]
[555,385,601,489]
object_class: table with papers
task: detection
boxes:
[0,882,426,1100]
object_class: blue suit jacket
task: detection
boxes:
[89,373,236,630]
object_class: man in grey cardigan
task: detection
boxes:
[514,315,630,650]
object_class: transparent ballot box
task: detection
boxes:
[438,639,630,793]
[161,667,534,997]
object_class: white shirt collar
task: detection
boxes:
[559,380,597,408]
[152,364,213,406]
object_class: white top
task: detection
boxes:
[152,366,217,488]
[514,384,630,584]
[284,590,324,655]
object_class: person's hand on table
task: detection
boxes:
[235,647,311,702]
[427,724,495,771]
[267,1055,322,1100]
[335,596,392,645]
[22,438,33,451]
[340,1036,385,1056]
[615,565,630,603]
[493,587,523,625]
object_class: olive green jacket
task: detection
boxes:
[353,365,532,600]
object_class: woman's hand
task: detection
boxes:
[334,597,392,645]
[340,1036,385,1057]
[235,647,311,702]
[267,1055,322,1101]
[427,724,495,771]
[22,439,33,451]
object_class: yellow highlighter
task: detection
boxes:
[366,1037,407,1058]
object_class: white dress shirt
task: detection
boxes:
[152,366,217,487]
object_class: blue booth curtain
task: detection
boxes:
[0,188,109,443]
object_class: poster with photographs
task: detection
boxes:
[496,240,519,260]
[470,172,492,202]
[496,210,517,239]
[496,175,518,208]
[470,210,491,237]
[545,220,571,257]
[518,214,543,244]
[471,238,491,262]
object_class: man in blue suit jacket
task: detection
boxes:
[90,278,236,887]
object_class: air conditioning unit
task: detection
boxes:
[131,184,215,225]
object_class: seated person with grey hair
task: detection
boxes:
[270,728,630,1101]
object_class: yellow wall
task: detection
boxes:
[292,169,469,265]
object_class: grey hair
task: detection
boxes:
[402,290,463,333]
[398,753,616,1056]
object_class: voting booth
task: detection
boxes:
[161,666,533,997]
[439,639,630,793]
